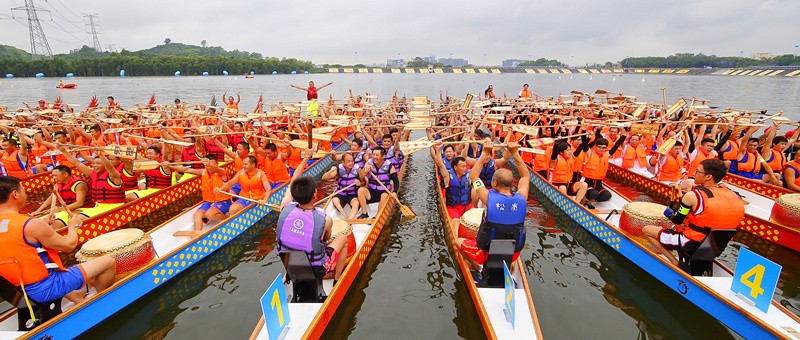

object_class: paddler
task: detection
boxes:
[222,91,240,111]
[0,176,116,304]
[355,147,398,219]
[643,159,745,266]
[433,141,472,231]
[518,84,532,100]
[106,96,122,111]
[550,142,590,207]
[782,150,800,191]
[321,153,361,219]
[2,136,48,177]
[215,155,272,215]
[275,174,347,283]
[257,142,292,188]
[456,140,529,273]
[129,146,173,200]
[55,144,126,225]
[33,165,90,225]
[167,154,231,233]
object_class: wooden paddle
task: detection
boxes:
[215,190,281,211]
[368,172,415,218]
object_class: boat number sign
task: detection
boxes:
[260,273,291,340]
[730,248,781,313]
[504,261,515,329]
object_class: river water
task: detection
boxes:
[1,74,798,339]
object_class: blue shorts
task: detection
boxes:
[199,200,232,214]
[230,183,242,195]
[234,197,255,207]
[735,171,762,180]
[25,266,86,303]
[270,182,284,190]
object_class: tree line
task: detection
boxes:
[0,51,319,77]
[620,53,800,68]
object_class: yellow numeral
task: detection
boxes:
[271,290,284,327]
[740,264,766,299]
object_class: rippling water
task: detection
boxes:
[3,74,797,339]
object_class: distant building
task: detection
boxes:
[751,53,773,60]
[387,59,405,67]
[502,59,527,68]
[422,56,437,63]
[439,58,468,67]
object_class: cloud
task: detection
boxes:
[1,0,797,65]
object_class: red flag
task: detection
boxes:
[503,92,507,99]
[253,94,263,113]
[148,93,156,107]
[88,95,98,108]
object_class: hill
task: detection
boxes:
[0,44,30,59]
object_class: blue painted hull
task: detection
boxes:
[25,143,343,339]
[528,172,785,340]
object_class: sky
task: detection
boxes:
[1,0,798,66]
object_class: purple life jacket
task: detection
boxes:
[276,202,327,266]
[367,159,393,191]
[337,163,360,196]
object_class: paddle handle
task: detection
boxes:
[311,182,358,206]
[216,190,280,210]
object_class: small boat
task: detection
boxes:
[0,141,348,339]
[606,164,800,252]
[249,152,408,339]
[431,173,542,338]
[527,170,800,339]
[245,75,255,79]
[57,83,77,89]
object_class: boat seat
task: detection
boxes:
[678,229,737,276]
[480,240,516,288]
[280,251,326,303]
[0,276,62,331]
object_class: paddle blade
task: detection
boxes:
[527,138,554,148]
[399,203,417,218]
[399,140,433,154]
[655,138,676,155]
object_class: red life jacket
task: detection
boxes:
[117,163,138,191]
[58,177,89,206]
[145,165,172,189]
[90,170,126,203]
[307,87,318,100]
[182,146,203,169]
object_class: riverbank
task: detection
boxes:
[326,66,800,77]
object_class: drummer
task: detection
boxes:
[0,176,116,304]
[215,155,273,215]
[56,144,126,226]
[321,153,361,219]
[33,165,90,227]
[167,154,230,233]
[643,159,745,265]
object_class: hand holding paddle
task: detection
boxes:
[214,189,281,211]
[368,172,415,218]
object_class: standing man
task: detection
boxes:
[518,84,532,100]
[291,81,333,100]
[643,159,745,266]
[457,140,529,271]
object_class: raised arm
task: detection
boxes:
[56,144,92,176]
[509,142,530,198]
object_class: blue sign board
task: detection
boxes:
[260,273,290,340]
[731,248,781,313]
[503,261,515,329]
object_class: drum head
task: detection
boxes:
[81,228,145,253]
[460,208,485,227]
[332,219,352,235]
[623,202,668,219]
[777,193,800,208]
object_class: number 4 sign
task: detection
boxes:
[260,274,291,340]
[731,248,782,313]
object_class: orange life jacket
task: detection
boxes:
[551,154,573,183]
[31,144,54,165]
[532,146,552,172]
[719,139,739,161]
[607,135,623,158]
[0,214,67,286]
[286,148,302,169]
[657,153,685,182]
[784,160,800,188]
[262,156,291,184]
[621,144,647,168]
[765,149,786,172]
[238,170,267,200]
[201,169,228,202]
[687,149,713,176]
[519,89,532,98]
[737,151,762,173]
[684,186,744,242]
[1,151,32,178]
[583,150,609,180]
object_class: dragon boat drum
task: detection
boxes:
[76,228,157,278]
[331,219,356,258]
[620,202,672,237]
[458,207,484,240]
[770,193,800,228]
